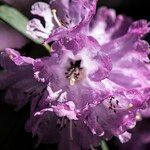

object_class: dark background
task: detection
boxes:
[0,0,150,150]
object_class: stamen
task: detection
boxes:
[56,117,68,130]
[109,96,119,113]
[60,19,69,27]
[51,9,62,27]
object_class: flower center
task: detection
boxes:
[65,59,84,85]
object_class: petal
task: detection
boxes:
[0,48,34,70]
[128,20,150,37]
[5,78,39,111]
[82,88,146,140]
[50,0,98,27]
[118,131,131,143]
[36,34,112,84]
[4,48,34,65]
[25,112,59,145]
[87,50,112,82]
[27,19,50,39]
[101,20,150,89]
[0,48,47,110]
[0,69,32,90]
[51,101,78,120]
[27,2,54,39]
[89,7,132,44]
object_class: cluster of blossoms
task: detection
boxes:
[0,0,150,149]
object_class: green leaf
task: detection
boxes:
[0,5,51,52]
[101,141,109,150]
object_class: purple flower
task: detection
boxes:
[1,0,150,149]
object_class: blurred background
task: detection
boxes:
[0,0,150,150]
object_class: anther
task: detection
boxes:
[56,117,68,130]
[108,96,119,113]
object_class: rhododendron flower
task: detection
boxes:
[0,34,110,149]
[0,0,150,149]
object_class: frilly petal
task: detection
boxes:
[118,131,131,143]
[0,48,34,70]
[82,88,147,140]
[27,2,54,40]
[101,20,150,90]
[89,6,132,44]
[128,20,150,37]
[4,48,34,65]
[0,49,47,110]
[35,101,78,120]
[27,19,50,39]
